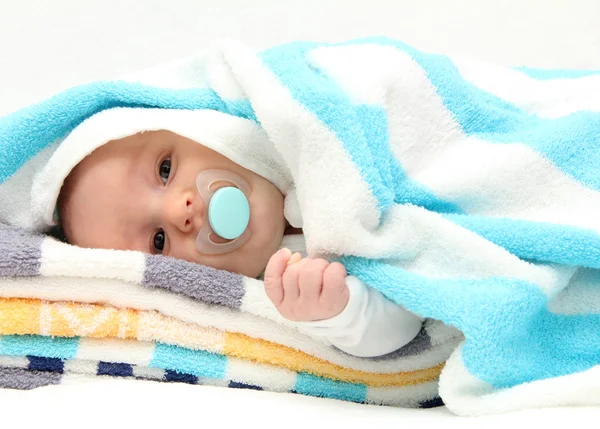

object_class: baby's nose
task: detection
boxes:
[167,191,202,234]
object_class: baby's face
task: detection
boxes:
[59,130,286,277]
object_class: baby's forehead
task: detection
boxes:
[93,131,150,155]
[60,153,146,237]
[65,129,190,200]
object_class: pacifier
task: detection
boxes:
[195,170,252,255]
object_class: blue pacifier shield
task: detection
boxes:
[208,187,250,240]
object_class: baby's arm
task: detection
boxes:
[264,249,423,358]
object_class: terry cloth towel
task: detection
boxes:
[0,334,440,407]
[0,346,444,409]
[2,37,600,415]
[0,224,456,407]
[0,298,445,388]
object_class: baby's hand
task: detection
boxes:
[264,248,349,322]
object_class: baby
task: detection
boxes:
[57,129,423,358]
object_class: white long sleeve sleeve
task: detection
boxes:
[293,275,423,358]
[278,234,423,358]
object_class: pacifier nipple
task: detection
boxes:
[195,170,252,255]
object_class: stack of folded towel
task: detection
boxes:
[0,224,457,407]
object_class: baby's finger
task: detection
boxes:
[298,259,329,303]
[264,248,292,306]
[287,252,303,266]
[282,258,308,302]
[321,262,348,300]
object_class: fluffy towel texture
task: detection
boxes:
[0,298,444,387]
[2,37,600,415]
[0,224,453,406]
[0,351,445,409]
[0,335,440,407]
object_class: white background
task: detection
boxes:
[1,0,600,427]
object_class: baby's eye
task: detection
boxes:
[153,229,166,254]
[159,157,171,184]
